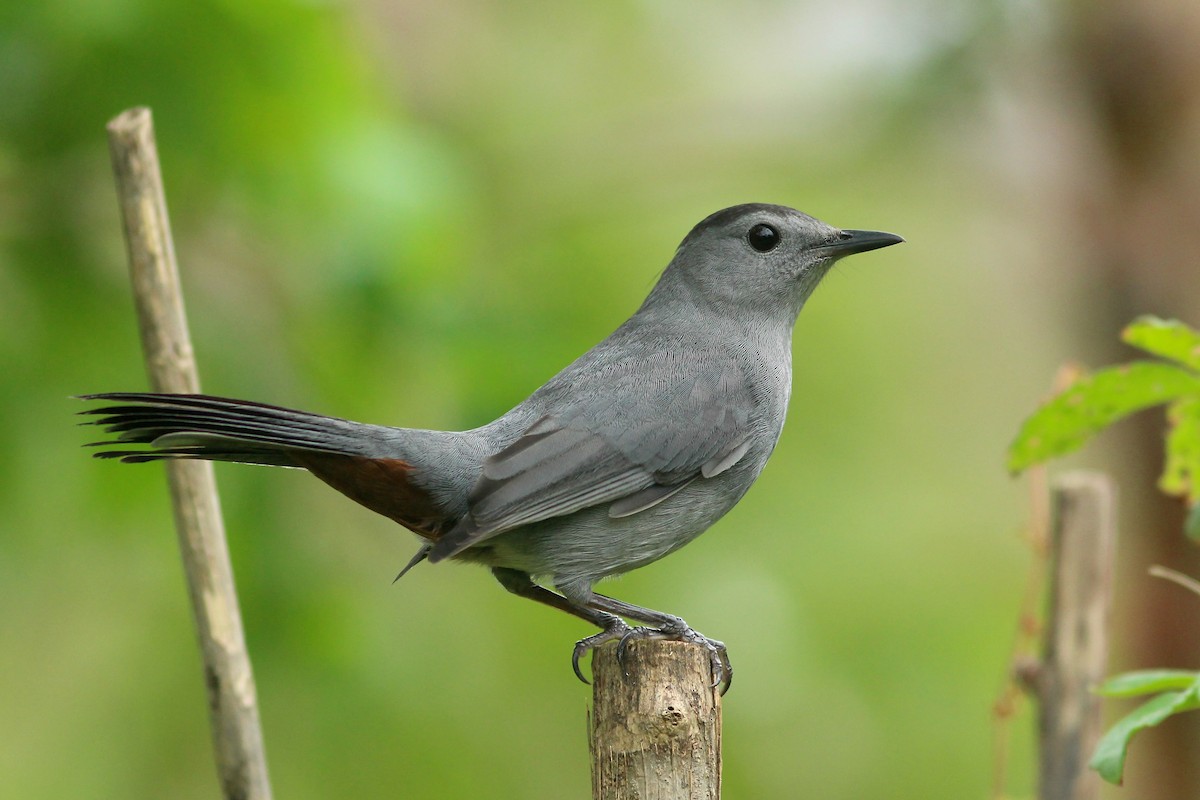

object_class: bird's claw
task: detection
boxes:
[615,621,734,695]
[571,617,633,684]
[572,617,733,694]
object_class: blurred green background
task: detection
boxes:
[4,1,1200,797]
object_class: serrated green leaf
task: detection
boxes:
[1090,686,1200,784]
[1096,669,1200,697]
[1008,362,1200,474]
[1122,316,1200,371]
[1161,396,1200,502]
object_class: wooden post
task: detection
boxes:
[106,107,273,800]
[1034,471,1117,800]
[590,640,722,799]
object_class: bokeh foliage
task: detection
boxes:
[2,1,1061,797]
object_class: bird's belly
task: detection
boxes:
[480,466,756,596]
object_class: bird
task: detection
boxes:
[80,203,902,692]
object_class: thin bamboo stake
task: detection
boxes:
[106,106,273,800]
[1033,471,1117,800]
[590,640,722,799]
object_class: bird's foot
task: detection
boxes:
[571,615,633,684]
[616,619,733,695]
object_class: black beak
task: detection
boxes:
[818,229,905,258]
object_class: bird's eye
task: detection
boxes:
[747,223,780,253]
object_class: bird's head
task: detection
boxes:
[648,203,903,325]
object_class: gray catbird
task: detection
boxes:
[82,203,902,691]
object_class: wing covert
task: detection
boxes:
[426,349,759,562]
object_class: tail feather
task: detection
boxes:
[79,392,377,465]
[86,412,337,449]
[79,392,460,541]
[86,439,301,467]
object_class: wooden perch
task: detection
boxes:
[590,640,722,799]
[107,107,273,800]
[1032,471,1117,800]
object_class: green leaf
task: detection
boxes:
[1161,396,1200,502]
[1096,669,1200,697]
[1008,362,1200,474]
[1091,686,1200,784]
[1122,316,1200,371]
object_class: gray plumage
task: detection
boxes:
[81,203,902,689]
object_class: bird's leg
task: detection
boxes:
[490,568,630,684]
[584,591,732,694]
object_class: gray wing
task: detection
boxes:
[427,354,755,562]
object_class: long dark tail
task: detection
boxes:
[79,393,380,466]
[80,392,457,542]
